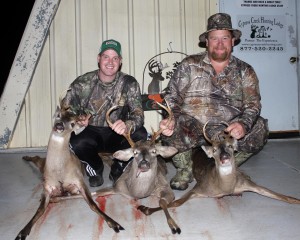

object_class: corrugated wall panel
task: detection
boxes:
[52,0,78,93]
[9,0,217,148]
[79,0,103,74]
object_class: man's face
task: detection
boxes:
[97,49,122,80]
[206,30,235,62]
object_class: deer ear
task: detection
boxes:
[156,146,178,158]
[113,149,133,161]
[201,145,214,158]
[53,106,61,119]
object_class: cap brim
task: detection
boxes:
[99,47,122,57]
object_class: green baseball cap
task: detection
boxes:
[99,39,122,57]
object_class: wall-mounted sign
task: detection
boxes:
[237,15,286,53]
[238,0,287,8]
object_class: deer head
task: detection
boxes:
[52,89,83,136]
[148,60,165,94]
[106,101,177,177]
[201,121,238,175]
[148,60,165,81]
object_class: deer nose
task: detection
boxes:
[220,146,230,162]
[138,159,150,170]
[220,152,230,161]
[54,122,64,132]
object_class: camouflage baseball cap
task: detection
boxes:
[199,13,242,46]
[99,39,122,57]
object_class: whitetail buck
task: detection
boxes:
[137,121,300,224]
[147,59,165,94]
[15,97,124,240]
[92,101,181,234]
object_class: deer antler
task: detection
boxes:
[148,60,159,73]
[150,100,173,142]
[203,121,230,144]
[203,121,212,144]
[58,88,71,107]
[106,105,135,148]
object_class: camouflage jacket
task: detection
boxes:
[62,70,144,132]
[163,51,262,134]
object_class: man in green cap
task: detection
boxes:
[62,39,147,187]
[159,13,269,190]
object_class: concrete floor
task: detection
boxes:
[1,138,300,240]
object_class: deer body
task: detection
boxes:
[108,141,172,199]
[195,137,300,203]
[139,123,300,225]
[94,140,180,233]
[43,128,82,195]
[181,146,248,199]
[15,106,124,240]
[95,146,171,199]
[174,130,300,207]
[92,103,181,234]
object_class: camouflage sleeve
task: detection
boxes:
[124,77,145,132]
[163,61,191,117]
[61,74,96,116]
[61,81,83,114]
[237,65,262,133]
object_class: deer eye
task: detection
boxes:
[133,150,138,155]
[152,149,156,154]
[71,123,75,128]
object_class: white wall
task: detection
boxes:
[6,0,218,148]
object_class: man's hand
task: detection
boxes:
[159,118,175,136]
[77,114,91,127]
[110,119,127,135]
[225,122,246,140]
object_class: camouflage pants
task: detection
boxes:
[161,114,269,155]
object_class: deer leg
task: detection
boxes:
[240,180,300,204]
[138,190,197,216]
[15,193,50,240]
[50,194,83,202]
[144,192,200,216]
[79,184,125,232]
[168,191,199,208]
[92,187,117,197]
[138,201,181,234]
[49,187,117,203]
[138,190,181,234]
[23,156,45,173]
[159,198,181,234]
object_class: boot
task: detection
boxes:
[235,152,253,166]
[170,150,193,190]
[109,159,130,183]
[89,167,104,187]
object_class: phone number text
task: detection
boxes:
[239,46,284,52]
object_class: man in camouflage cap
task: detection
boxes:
[62,39,147,187]
[159,13,269,190]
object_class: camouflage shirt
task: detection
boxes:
[164,51,262,133]
[62,70,144,132]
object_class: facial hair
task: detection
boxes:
[210,48,229,62]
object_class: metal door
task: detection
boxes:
[220,0,299,132]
